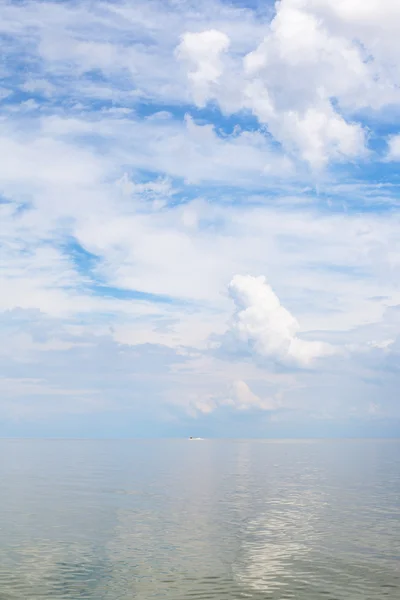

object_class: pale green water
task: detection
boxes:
[0,439,399,599]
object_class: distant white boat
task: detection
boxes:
[188,437,203,440]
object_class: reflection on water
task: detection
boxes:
[0,439,399,599]
[233,488,325,594]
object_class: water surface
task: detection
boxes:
[0,439,399,599]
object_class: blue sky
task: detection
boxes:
[1,0,400,438]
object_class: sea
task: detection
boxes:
[0,438,399,599]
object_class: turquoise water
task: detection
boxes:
[0,439,399,599]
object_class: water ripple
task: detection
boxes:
[0,439,398,599]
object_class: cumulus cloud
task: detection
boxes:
[187,379,279,416]
[226,380,278,411]
[241,2,368,167]
[226,275,334,366]
[177,0,400,167]
[176,30,230,106]
[386,135,400,161]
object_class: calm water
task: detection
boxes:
[0,439,399,599]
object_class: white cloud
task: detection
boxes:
[368,339,394,350]
[226,380,278,411]
[176,0,400,167]
[241,3,368,167]
[2,0,393,170]
[386,135,400,161]
[186,379,279,415]
[38,111,291,186]
[0,0,264,108]
[176,30,230,107]
[226,275,334,366]
[0,134,104,188]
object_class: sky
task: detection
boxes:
[1,0,400,438]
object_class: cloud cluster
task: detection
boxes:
[176,30,230,107]
[188,379,279,416]
[227,380,278,411]
[178,0,400,167]
[226,275,334,366]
